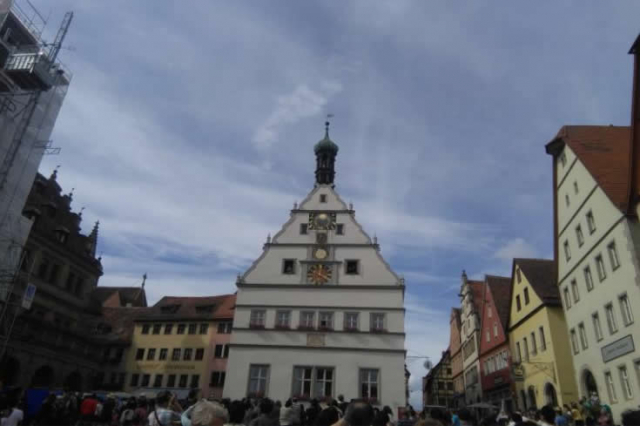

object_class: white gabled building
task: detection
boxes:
[224,123,407,411]
[544,35,640,424]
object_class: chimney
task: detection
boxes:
[628,34,640,215]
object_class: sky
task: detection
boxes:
[29,0,640,408]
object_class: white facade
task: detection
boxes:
[224,183,407,411]
[459,275,482,405]
[555,144,640,422]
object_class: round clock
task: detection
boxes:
[313,247,328,260]
[314,213,330,228]
[307,264,332,285]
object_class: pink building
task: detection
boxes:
[206,294,235,399]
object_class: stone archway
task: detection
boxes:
[64,371,83,391]
[31,365,54,388]
[544,383,558,407]
[527,386,537,410]
[582,369,599,398]
[0,356,20,387]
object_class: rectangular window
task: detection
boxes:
[488,307,492,318]
[195,348,204,361]
[605,304,618,334]
[188,323,197,335]
[320,194,327,203]
[565,194,570,207]
[605,372,618,403]
[152,324,161,334]
[578,322,588,350]
[167,374,176,388]
[300,311,315,329]
[608,242,620,270]
[619,294,634,326]
[345,260,359,275]
[516,342,522,363]
[586,211,596,234]
[531,332,537,355]
[576,225,584,247]
[210,371,226,388]
[300,223,308,235]
[130,374,140,387]
[248,365,269,397]
[524,288,530,305]
[147,348,156,361]
[276,311,291,328]
[359,369,379,401]
[516,269,522,283]
[48,264,60,285]
[370,313,385,332]
[172,348,181,361]
[570,329,579,354]
[214,344,229,359]
[493,323,498,337]
[344,312,359,330]
[177,374,188,388]
[574,181,579,194]
[250,310,266,328]
[571,280,580,303]
[283,259,296,274]
[592,313,604,341]
[336,224,344,235]
[619,366,633,400]
[516,295,522,312]
[584,266,594,291]
[564,240,571,261]
[315,367,334,398]
[486,330,490,342]
[560,151,567,167]
[141,374,150,387]
[217,322,232,334]
[153,374,163,388]
[136,349,145,360]
[183,348,193,361]
[177,324,186,335]
[199,323,208,334]
[292,367,313,398]
[563,287,572,309]
[142,324,150,335]
[319,312,333,330]
[159,348,168,361]
[523,337,529,361]
[190,375,200,388]
[164,324,173,335]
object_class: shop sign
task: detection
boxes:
[602,335,634,363]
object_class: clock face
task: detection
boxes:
[308,212,336,230]
[314,213,330,228]
[307,264,332,285]
[313,247,328,260]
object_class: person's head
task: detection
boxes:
[155,391,172,408]
[338,395,344,402]
[457,408,474,424]
[600,407,608,416]
[383,406,392,416]
[191,400,228,426]
[311,398,320,408]
[316,407,340,426]
[189,388,201,402]
[275,400,281,408]
[511,412,523,424]
[285,399,292,408]
[259,398,274,415]
[227,400,246,424]
[346,402,374,426]
[621,409,640,426]
[540,405,556,424]
[292,397,298,404]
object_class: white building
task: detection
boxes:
[544,34,640,424]
[224,124,407,412]
[458,271,483,405]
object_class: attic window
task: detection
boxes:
[54,227,69,244]
[560,152,567,167]
[320,194,327,203]
[160,304,180,314]
[195,305,215,314]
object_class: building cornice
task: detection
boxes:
[234,303,405,312]
[229,342,406,354]
[232,326,405,336]
[236,283,404,290]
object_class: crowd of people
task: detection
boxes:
[1,389,640,426]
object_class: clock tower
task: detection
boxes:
[224,125,407,412]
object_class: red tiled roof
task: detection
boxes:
[139,294,236,321]
[101,307,149,343]
[515,259,559,304]
[485,275,512,331]
[93,286,147,308]
[468,280,485,312]
[451,307,461,326]
[547,125,631,212]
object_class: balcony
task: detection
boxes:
[3,49,57,91]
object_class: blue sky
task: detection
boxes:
[32,1,639,406]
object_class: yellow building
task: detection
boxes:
[124,295,235,399]
[508,259,578,410]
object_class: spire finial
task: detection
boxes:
[79,206,85,217]
[51,165,60,180]
[325,113,333,138]
[267,233,271,244]
[142,273,147,289]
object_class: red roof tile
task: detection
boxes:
[485,275,512,331]
[515,259,559,304]
[139,294,236,321]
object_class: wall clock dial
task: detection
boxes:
[308,212,336,230]
[307,264,332,285]
[313,247,328,260]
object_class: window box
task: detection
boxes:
[292,394,311,401]
[249,323,265,329]
[370,328,387,334]
[248,391,265,399]
[297,325,315,331]
[362,397,378,404]
[274,324,290,330]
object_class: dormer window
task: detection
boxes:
[54,227,69,244]
[560,151,567,167]
[320,194,327,203]
[195,304,215,314]
[160,304,180,314]
[283,259,296,274]
[336,224,344,235]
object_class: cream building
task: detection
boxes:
[458,272,484,405]
[224,124,407,412]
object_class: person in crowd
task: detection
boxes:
[134,397,148,426]
[148,391,182,426]
[457,408,475,426]
[330,401,374,426]
[225,400,246,426]
[451,410,461,426]
[621,409,640,426]
[570,402,583,426]
[280,400,293,426]
[429,408,448,426]
[554,407,568,426]
[538,406,557,426]
[1,397,24,426]
[186,400,227,426]
[36,394,58,426]
[337,396,348,416]
[269,400,281,425]
[316,406,341,426]
[249,398,276,426]
[120,398,138,426]
[306,399,321,425]
[596,407,611,426]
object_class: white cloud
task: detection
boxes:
[494,238,538,261]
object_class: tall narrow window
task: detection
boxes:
[183,348,193,361]
[275,311,291,328]
[608,242,620,270]
[565,194,570,207]
[336,224,344,235]
[564,241,571,261]
[319,312,334,330]
[282,259,296,274]
[516,295,522,312]
[524,288,530,305]
[188,323,197,335]
[592,313,603,341]
[570,329,579,354]
[315,368,334,398]
[486,331,490,343]
[605,304,618,334]
[584,266,594,291]
[300,311,315,329]
[487,307,492,318]
[147,348,156,361]
[531,332,537,355]
[493,323,498,337]
[516,269,522,283]
[344,312,359,331]
[359,369,379,401]
[248,365,269,397]
[320,194,327,203]
[172,348,181,361]
[217,322,232,334]
[605,372,618,403]
[586,211,596,234]
[292,367,313,398]
[152,324,161,335]
[516,342,522,363]
[141,325,150,335]
[563,288,572,309]
[571,280,580,303]
[578,322,588,350]
[179,375,188,388]
[153,374,163,388]
[539,326,547,351]
[164,324,173,335]
[345,260,359,275]
[619,366,633,400]
[190,375,200,389]
[167,374,176,388]
[300,223,308,235]
[523,337,529,361]
[370,313,385,332]
[619,294,634,326]
[576,225,584,247]
[159,348,168,361]
[250,310,266,328]
[574,181,579,194]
